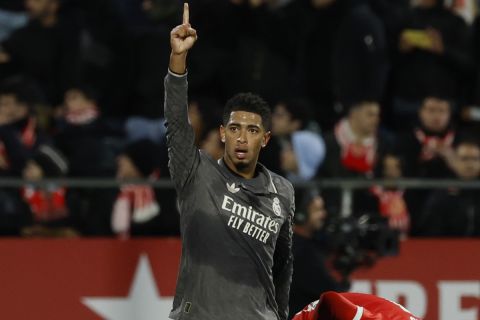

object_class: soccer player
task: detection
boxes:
[164,4,295,320]
[293,291,422,320]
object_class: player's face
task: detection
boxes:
[220,111,271,178]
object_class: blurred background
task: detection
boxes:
[0,0,479,319]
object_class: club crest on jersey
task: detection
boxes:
[272,197,281,216]
[226,182,240,194]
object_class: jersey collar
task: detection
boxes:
[217,158,278,195]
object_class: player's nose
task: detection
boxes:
[237,129,247,144]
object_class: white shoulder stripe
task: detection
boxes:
[270,179,278,194]
[352,306,364,320]
[265,170,278,194]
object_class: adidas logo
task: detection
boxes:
[226,182,240,194]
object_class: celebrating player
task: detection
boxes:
[165,4,295,320]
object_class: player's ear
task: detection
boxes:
[262,131,271,148]
[219,125,226,143]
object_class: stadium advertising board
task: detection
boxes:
[0,239,477,319]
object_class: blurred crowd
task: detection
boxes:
[1,0,480,238]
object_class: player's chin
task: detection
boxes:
[233,158,251,169]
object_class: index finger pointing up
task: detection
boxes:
[183,3,189,25]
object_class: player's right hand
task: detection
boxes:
[170,3,198,55]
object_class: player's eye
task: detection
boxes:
[248,128,259,134]
[229,126,239,132]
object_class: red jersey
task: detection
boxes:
[292,291,421,320]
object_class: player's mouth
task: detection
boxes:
[234,147,248,160]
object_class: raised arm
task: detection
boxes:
[164,3,200,195]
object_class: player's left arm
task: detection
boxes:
[272,190,295,320]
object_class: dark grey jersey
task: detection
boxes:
[164,72,295,320]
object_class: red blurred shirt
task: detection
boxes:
[292,292,421,320]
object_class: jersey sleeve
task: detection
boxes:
[272,184,295,320]
[164,71,200,196]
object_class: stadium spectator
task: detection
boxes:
[271,99,325,181]
[296,0,388,130]
[318,101,387,178]
[289,190,350,319]
[19,144,79,237]
[51,86,122,235]
[54,86,117,177]
[111,139,160,238]
[317,100,392,217]
[0,76,48,176]
[418,140,480,236]
[395,96,457,232]
[0,0,82,105]
[21,144,68,220]
[396,96,456,178]
[391,0,473,125]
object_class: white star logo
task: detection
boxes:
[82,254,173,320]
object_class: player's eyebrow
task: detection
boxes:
[227,122,261,129]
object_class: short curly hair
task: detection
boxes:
[223,93,271,131]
